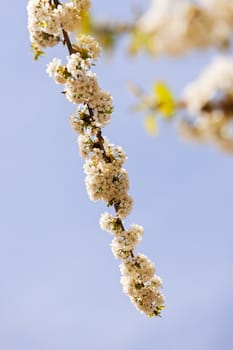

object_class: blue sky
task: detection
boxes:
[0,1,233,349]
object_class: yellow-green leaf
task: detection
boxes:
[77,12,92,34]
[98,31,115,52]
[144,115,158,136]
[129,30,154,56]
[31,43,45,61]
[154,82,175,118]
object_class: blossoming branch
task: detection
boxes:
[27,0,165,317]
[131,55,233,153]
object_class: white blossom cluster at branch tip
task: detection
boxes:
[27,0,91,49]
[136,0,233,55]
[100,212,165,315]
[183,56,233,113]
[27,0,165,317]
[76,34,102,61]
[180,55,233,153]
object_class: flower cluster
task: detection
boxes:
[136,0,233,56]
[27,0,90,49]
[100,213,164,316]
[180,56,233,153]
[27,0,165,316]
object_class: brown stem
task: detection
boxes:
[115,217,134,258]
[62,29,77,55]
[96,129,112,163]
[153,97,233,117]
[171,98,233,115]
[95,130,134,257]
[93,22,135,36]
[52,0,76,55]
[116,217,125,231]
[53,0,61,6]
[202,98,233,116]
[52,1,133,252]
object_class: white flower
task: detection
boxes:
[77,134,93,158]
[27,0,62,36]
[71,0,91,13]
[76,34,101,60]
[99,212,123,234]
[120,254,155,283]
[120,261,165,316]
[84,157,129,203]
[30,30,60,48]
[67,53,91,78]
[70,113,85,135]
[65,71,99,104]
[89,90,113,127]
[70,106,99,136]
[149,275,163,290]
[132,288,165,316]
[136,0,231,55]
[114,194,133,219]
[46,57,67,84]
[57,3,80,32]
[111,226,143,260]
[183,56,233,113]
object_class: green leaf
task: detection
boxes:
[129,30,155,56]
[144,115,158,136]
[154,82,175,118]
[31,43,45,61]
[79,12,92,34]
